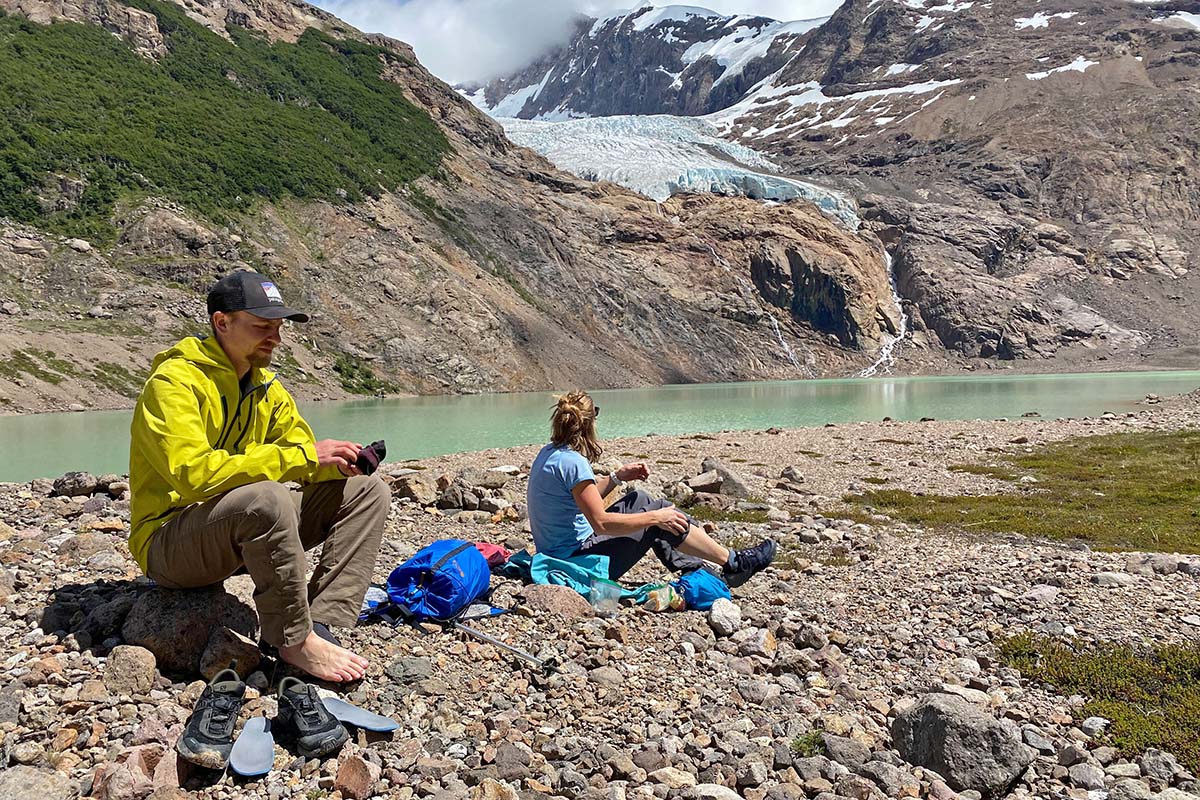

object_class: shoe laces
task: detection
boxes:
[289,687,325,727]
[204,692,241,734]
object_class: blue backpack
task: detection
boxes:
[385,540,491,621]
[672,568,731,611]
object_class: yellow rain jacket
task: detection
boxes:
[128,335,341,572]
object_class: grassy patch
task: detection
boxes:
[797,449,825,459]
[88,361,145,396]
[0,1,448,240]
[689,506,769,524]
[862,476,889,485]
[999,633,1200,773]
[847,430,1200,553]
[874,438,916,445]
[18,318,149,337]
[948,463,1019,481]
[791,731,823,758]
[0,348,77,384]
[333,353,398,396]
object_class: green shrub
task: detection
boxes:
[0,1,448,240]
[791,731,823,758]
[332,353,397,396]
[999,632,1200,772]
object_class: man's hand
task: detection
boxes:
[315,439,363,477]
[616,462,650,482]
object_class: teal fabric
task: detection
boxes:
[504,550,653,602]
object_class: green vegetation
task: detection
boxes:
[332,353,398,396]
[861,476,889,485]
[688,505,769,525]
[797,449,825,458]
[0,1,448,241]
[791,731,824,758]
[848,431,1200,553]
[999,633,1200,772]
[89,361,145,396]
[18,318,149,337]
[0,348,78,384]
[874,438,916,445]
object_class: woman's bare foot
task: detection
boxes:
[278,631,369,683]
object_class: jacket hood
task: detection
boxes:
[151,335,276,384]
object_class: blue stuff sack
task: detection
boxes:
[385,540,490,621]
[672,567,731,611]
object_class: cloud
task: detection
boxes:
[315,0,843,84]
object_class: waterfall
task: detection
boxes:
[702,243,804,372]
[859,250,909,378]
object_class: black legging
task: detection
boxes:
[571,489,705,579]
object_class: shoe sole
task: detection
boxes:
[229,717,275,777]
[725,540,778,588]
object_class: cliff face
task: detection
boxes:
[475,0,1200,368]
[466,7,825,119]
[0,0,904,414]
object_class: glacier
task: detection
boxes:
[498,114,860,228]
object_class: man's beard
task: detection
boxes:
[249,352,273,369]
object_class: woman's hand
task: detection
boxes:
[650,505,689,535]
[617,462,650,482]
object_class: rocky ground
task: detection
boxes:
[2,395,1200,800]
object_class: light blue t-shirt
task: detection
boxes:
[527,443,595,557]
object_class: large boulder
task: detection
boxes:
[121,586,257,674]
[519,584,593,619]
[0,765,79,800]
[392,473,438,506]
[700,458,753,498]
[891,693,1033,798]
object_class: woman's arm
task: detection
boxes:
[571,481,688,536]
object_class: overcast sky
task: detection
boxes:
[316,0,843,84]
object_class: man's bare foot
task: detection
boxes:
[278,631,369,683]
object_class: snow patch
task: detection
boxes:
[884,63,921,75]
[1162,11,1200,30]
[1025,56,1098,80]
[1015,11,1078,29]
[630,5,720,32]
[489,69,554,118]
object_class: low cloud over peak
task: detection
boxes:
[314,0,842,85]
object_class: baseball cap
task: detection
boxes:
[206,271,309,322]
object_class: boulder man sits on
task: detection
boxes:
[127,270,389,682]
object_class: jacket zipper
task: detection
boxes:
[229,378,276,453]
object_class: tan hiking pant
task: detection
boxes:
[145,476,389,648]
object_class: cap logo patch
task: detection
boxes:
[261,281,283,304]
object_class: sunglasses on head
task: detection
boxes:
[592,405,600,419]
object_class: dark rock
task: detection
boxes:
[52,471,98,497]
[0,680,24,726]
[385,656,433,684]
[120,586,257,674]
[891,692,1034,798]
[822,733,869,770]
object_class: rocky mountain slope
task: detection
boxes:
[463,7,827,119]
[474,1,1200,369]
[0,0,913,415]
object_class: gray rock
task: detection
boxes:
[1021,726,1056,755]
[52,471,98,497]
[687,470,724,494]
[121,586,258,674]
[1108,778,1154,800]
[1068,763,1106,790]
[0,765,79,800]
[1094,572,1137,588]
[1107,763,1143,779]
[0,680,24,726]
[708,598,741,637]
[1139,749,1181,783]
[859,761,920,797]
[1081,716,1110,738]
[459,466,512,490]
[700,458,753,498]
[495,742,531,781]
[589,666,623,687]
[891,693,1034,798]
[794,624,829,650]
[822,734,869,771]
[385,656,432,683]
[1019,584,1060,603]
[1059,743,1089,766]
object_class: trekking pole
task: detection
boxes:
[449,620,556,673]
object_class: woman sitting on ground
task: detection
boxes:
[526,390,777,585]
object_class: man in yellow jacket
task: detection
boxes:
[129,270,388,683]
